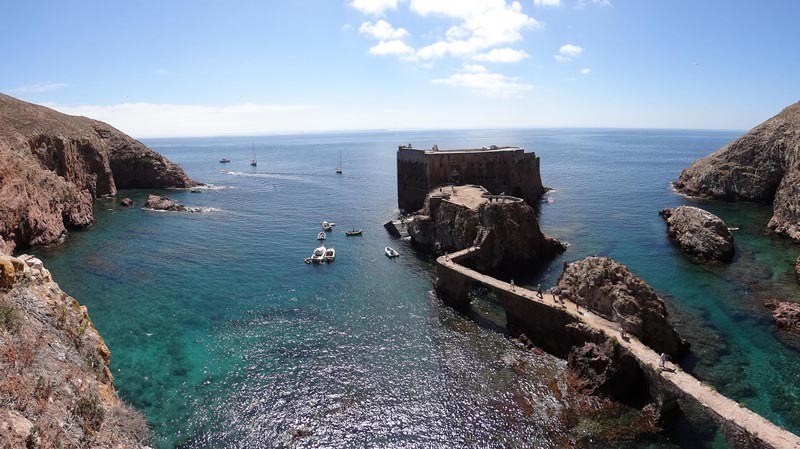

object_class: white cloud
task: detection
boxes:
[533,0,560,6]
[580,67,591,75]
[369,40,415,56]
[349,0,399,15]
[577,0,611,7]
[432,64,533,97]
[473,47,530,63]
[359,20,410,40]
[43,102,320,138]
[411,0,541,60]
[554,43,583,61]
[154,68,169,74]
[13,82,67,93]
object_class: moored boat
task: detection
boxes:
[219,158,231,163]
[345,229,363,236]
[317,231,326,240]
[310,245,326,263]
[385,247,399,258]
[324,247,336,262]
[321,220,334,231]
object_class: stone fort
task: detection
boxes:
[396,144,544,212]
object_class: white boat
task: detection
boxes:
[336,151,343,174]
[317,231,326,240]
[311,245,326,263]
[250,143,257,167]
[385,247,399,258]
[324,247,336,262]
[321,220,334,231]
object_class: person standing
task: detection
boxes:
[536,284,543,298]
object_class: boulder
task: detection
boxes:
[0,93,196,252]
[0,255,24,289]
[556,256,689,358]
[659,206,734,263]
[120,197,134,207]
[673,101,800,240]
[764,300,800,335]
[144,194,186,212]
[567,340,648,406]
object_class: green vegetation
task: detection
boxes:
[0,299,20,332]
[74,395,105,432]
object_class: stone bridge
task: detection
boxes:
[435,247,800,449]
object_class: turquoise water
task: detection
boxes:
[31,129,800,448]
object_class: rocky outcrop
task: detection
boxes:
[673,101,800,240]
[408,193,565,272]
[143,194,205,213]
[0,93,196,251]
[763,300,800,335]
[120,198,134,207]
[0,253,149,448]
[659,206,734,263]
[556,257,689,358]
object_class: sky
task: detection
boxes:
[2,0,799,138]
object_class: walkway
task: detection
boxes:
[437,247,800,449]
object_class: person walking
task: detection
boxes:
[510,279,515,291]
[659,352,669,369]
[619,323,626,340]
[536,284,543,298]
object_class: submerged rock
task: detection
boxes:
[556,256,689,358]
[120,197,134,207]
[659,206,734,263]
[673,101,800,240]
[0,93,197,251]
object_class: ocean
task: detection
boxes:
[32,129,800,448]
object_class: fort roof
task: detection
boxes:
[398,145,524,154]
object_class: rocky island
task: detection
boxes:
[674,100,800,240]
[659,206,735,263]
[407,185,565,272]
[0,93,196,252]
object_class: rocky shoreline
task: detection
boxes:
[0,253,149,448]
[0,93,196,252]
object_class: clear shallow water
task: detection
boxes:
[31,129,800,448]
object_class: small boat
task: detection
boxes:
[385,247,399,258]
[304,257,312,264]
[250,143,257,167]
[321,221,334,231]
[317,231,326,240]
[324,247,336,262]
[310,245,326,263]
[190,188,202,193]
[219,158,231,163]
[336,151,343,174]
[345,229,363,236]
[728,227,740,231]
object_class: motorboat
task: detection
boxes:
[345,229,363,236]
[317,231,326,240]
[219,158,231,163]
[385,247,399,258]
[310,245,326,263]
[190,188,202,193]
[336,151,343,174]
[324,247,336,262]
[321,220,334,231]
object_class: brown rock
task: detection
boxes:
[567,340,648,405]
[659,206,734,263]
[764,299,800,334]
[144,194,187,212]
[556,256,689,358]
[0,93,197,251]
[120,197,134,207]
[674,101,800,240]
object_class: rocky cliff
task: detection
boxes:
[408,190,565,272]
[673,101,800,240]
[0,253,149,448]
[659,206,735,263]
[0,93,196,252]
[556,257,689,358]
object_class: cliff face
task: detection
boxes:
[0,253,148,448]
[0,93,196,251]
[408,193,565,272]
[556,257,688,358]
[673,101,800,240]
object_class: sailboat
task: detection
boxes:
[250,143,257,167]
[336,151,342,174]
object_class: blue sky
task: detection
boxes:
[2,0,799,137]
